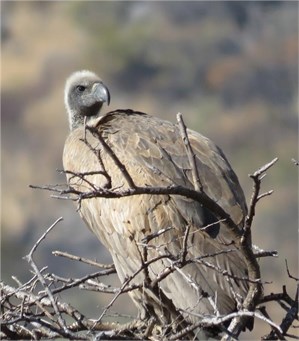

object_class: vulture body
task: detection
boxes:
[63,71,249,333]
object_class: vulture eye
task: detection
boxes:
[76,85,86,92]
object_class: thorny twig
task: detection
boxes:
[1,216,297,339]
[285,259,299,282]
[87,124,136,189]
[242,157,278,244]
[221,158,278,340]
[261,285,299,340]
[177,112,203,192]
[52,250,115,269]
[260,261,299,340]
[23,218,77,338]
[171,309,283,341]
[252,244,278,258]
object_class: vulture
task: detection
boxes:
[63,70,250,336]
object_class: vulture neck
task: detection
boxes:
[68,109,99,131]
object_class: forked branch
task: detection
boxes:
[11,113,296,340]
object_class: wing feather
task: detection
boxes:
[63,110,249,322]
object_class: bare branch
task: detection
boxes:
[221,159,280,339]
[170,310,283,341]
[52,250,115,269]
[252,245,278,258]
[262,285,299,340]
[285,259,299,281]
[22,218,77,338]
[177,112,203,191]
[181,224,191,263]
[243,157,278,244]
[87,125,136,189]
[25,217,63,258]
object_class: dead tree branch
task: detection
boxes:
[5,114,294,339]
[220,158,279,340]
[52,250,115,269]
[177,112,203,192]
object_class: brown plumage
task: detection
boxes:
[63,70,249,332]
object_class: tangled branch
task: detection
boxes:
[2,113,298,340]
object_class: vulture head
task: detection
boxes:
[64,70,110,130]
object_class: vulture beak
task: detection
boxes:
[93,82,111,106]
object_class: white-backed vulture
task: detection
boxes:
[63,70,251,335]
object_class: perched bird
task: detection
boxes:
[63,70,250,335]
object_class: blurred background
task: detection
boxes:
[1,1,298,339]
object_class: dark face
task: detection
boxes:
[68,81,110,117]
[65,72,111,130]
